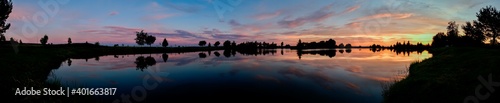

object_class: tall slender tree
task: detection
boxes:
[162,38,168,47]
[0,0,12,39]
[447,21,459,46]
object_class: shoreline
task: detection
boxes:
[383,47,500,103]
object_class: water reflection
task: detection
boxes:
[198,53,207,58]
[49,49,432,103]
[162,53,169,62]
[134,56,156,71]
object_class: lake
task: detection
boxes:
[47,48,431,102]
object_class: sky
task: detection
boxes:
[4,0,499,46]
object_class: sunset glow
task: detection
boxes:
[5,0,499,46]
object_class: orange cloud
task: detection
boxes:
[344,5,360,13]
[355,13,413,21]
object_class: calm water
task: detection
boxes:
[48,49,431,102]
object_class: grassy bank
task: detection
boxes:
[383,47,500,103]
[0,44,224,102]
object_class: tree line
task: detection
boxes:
[432,6,499,47]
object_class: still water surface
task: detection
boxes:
[48,49,431,102]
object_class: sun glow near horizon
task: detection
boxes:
[4,0,498,46]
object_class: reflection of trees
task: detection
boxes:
[214,51,220,57]
[67,59,72,66]
[146,56,156,66]
[223,49,231,58]
[297,49,337,58]
[135,56,156,71]
[391,49,424,56]
[199,53,207,58]
[162,53,169,62]
[95,56,100,61]
[235,49,277,56]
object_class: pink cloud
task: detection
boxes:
[278,3,336,28]
[346,22,361,28]
[344,5,360,13]
[253,11,281,20]
[355,13,413,21]
[109,11,119,16]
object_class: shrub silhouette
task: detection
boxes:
[145,35,156,47]
[162,38,168,47]
[40,35,48,45]
[135,30,147,46]
[214,41,220,47]
[68,38,72,44]
[198,41,207,47]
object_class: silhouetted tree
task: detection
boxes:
[40,35,48,45]
[9,37,14,43]
[19,39,22,44]
[327,38,336,48]
[231,41,236,47]
[199,41,207,47]
[0,0,12,39]
[68,38,72,44]
[214,41,220,47]
[208,43,211,47]
[462,21,486,46]
[162,38,168,47]
[476,6,500,45]
[223,40,231,49]
[95,42,99,46]
[135,30,147,46]
[447,21,459,46]
[338,43,344,48]
[145,35,156,47]
[281,42,284,47]
[346,44,352,48]
[297,39,303,48]
[432,32,447,47]
[0,34,5,41]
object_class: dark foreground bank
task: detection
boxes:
[383,47,500,103]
